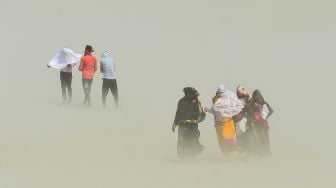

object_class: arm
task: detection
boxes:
[243,98,254,113]
[172,101,182,132]
[100,61,104,73]
[78,58,83,71]
[94,58,97,72]
[197,101,206,123]
[266,103,274,119]
[173,103,181,126]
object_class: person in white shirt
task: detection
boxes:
[100,51,119,107]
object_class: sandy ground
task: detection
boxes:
[0,0,335,187]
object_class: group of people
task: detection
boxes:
[172,85,273,159]
[48,45,274,160]
[47,45,119,107]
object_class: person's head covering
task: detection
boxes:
[183,87,199,100]
[101,51,110,59]
[236,85,249,99]
[48,47,81,69]
[100,51,114,65]
[215,84,227,97]
[217,84,226,93]
[252,89,265,104]
[85,45,94,53]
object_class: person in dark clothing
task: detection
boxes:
[60,67,73,103]
[172,87,206,159]
[244,89,274,158]
[47,63,75,104]
[47,47,80,104]
[233,86,251,153]
[102,79,118,107]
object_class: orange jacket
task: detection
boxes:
[79,54,97,79]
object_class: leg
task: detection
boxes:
[60,72,67,102]
[102,79,109,107]
[82,79,88,104]
[191,125,204,155]
[177,125,187,159]
[216,126,227,155]
[110,79,119,107]
[86,79,93,105]
[260,126,271,156]
[66,73,72,103]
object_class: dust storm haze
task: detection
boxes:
[0,0,335,187]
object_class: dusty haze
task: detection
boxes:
[0,0,335,187]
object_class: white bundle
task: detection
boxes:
[48,48,82,69]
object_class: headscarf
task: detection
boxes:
[252,89,266,104]
[100,51,114,64]
[84,45,94,55]
[217,84,226,94]
[183,87,199,100]
[236,85,249,99]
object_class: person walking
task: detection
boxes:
[100,51,119,108]
[47,47,81,104]
[79,45,97,105]
[244,89,274,158]
[59,64,74,104]
[204,84,244,156]
[172,87,206,159]
[233,85,251,152]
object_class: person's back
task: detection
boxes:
[100,51,119,107]
[176,97,201,122]
[79,54,97,79]
[172,87,205,159]
[78,45,97,105]
[100,52,116,79]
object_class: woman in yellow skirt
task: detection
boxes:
[205,84,244,156]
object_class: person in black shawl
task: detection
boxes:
[172,87,206,159]
[245,89,274,158]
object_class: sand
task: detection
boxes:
[0,0,335,187]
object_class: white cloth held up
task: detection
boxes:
[211,85,244,120]
[48,48,82,70]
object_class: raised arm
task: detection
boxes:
[266,103,274,119]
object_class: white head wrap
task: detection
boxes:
[217,84,226,93]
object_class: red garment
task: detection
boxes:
[253,104,269,126]
[79,54,97,79]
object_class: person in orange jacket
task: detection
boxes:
[79,45,97,105]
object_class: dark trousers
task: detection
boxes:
[102,79,119,107]
[60,71,72,102]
